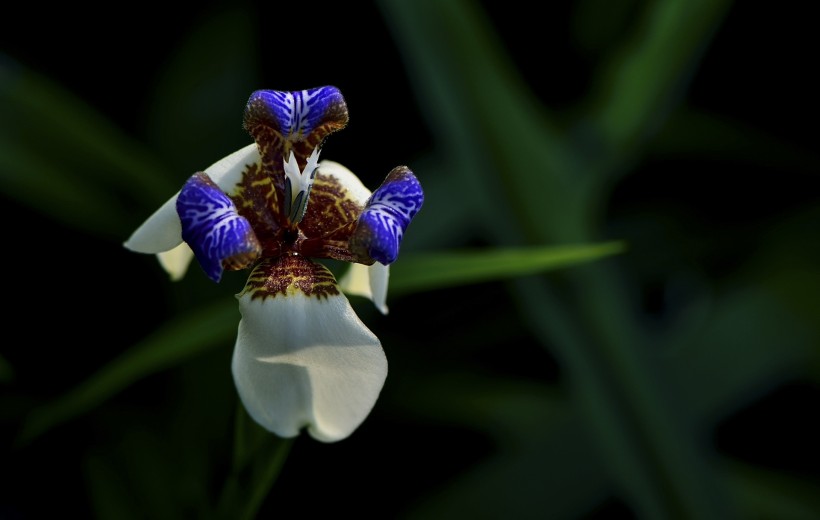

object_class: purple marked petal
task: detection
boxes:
[177,172,261,282]
[350,166,424,265]
[244,87,348,142]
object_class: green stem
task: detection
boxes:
[240,437,294,520]
[216,404,295,520]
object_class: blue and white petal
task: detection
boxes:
[177,172,261,283]
[124,144,261,278]
[244,88,347,141]
[339,262,390,315]
[232,256,387,442]
[350,166,424,265]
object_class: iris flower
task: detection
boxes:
[124,87,423,442]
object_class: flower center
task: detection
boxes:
[282,147,320,226]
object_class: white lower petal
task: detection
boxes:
[339,262,390,315]
[124,143,261,255]
[232,281,387,442]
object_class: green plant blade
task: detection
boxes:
[377,0,584,244]
[651,109,820,174]
[0,353,13,383]
[585,0,733,170]
[17,299,238,445]
[0,56,175,204]
[145,8,259,174]
[84,454,146,520]
[393,374,613,519]
[725,461,820,520]
[389,241,626,296]
[217,406,294,520]
[0,141,128,236]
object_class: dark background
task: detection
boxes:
[2,1,819,518]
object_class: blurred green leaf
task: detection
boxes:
[377,0,584,244]
[17,299,238,444]
[651,108,820,173]
[725,460,820,520]
[218,405,293,520]
[586,0,733,168]
[513,271,740,519]
[394,374,612,519]
[85,454,145,520]
[397,155,479,251]
[664,285,816,427]
[0,56,175,206]
[659,208,820,424]
[85,431,184,520]
[390,241,626,295]
[0,140,128,236]
[571,0,641,57]
[381,1,741,517]
[0,353,13,383]
[145,8,259,173]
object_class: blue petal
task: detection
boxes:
[350,166,424,265]
[177,172,261,282]
[244,87,347,141]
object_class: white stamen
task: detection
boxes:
[283,147,321,224]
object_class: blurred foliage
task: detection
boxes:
[2,1,819,519]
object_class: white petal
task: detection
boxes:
[232,288,387,442]
[339,262,390,315]
[156,242,195,281]
[208,142,261,190]
[124,143,261,255]
[123,193,183,254]
[317,160,371,206]
[367,262,390,315]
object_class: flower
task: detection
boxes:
[124,87,423,442]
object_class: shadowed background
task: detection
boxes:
[2,1,819,518]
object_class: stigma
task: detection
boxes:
[283,147,321,225]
